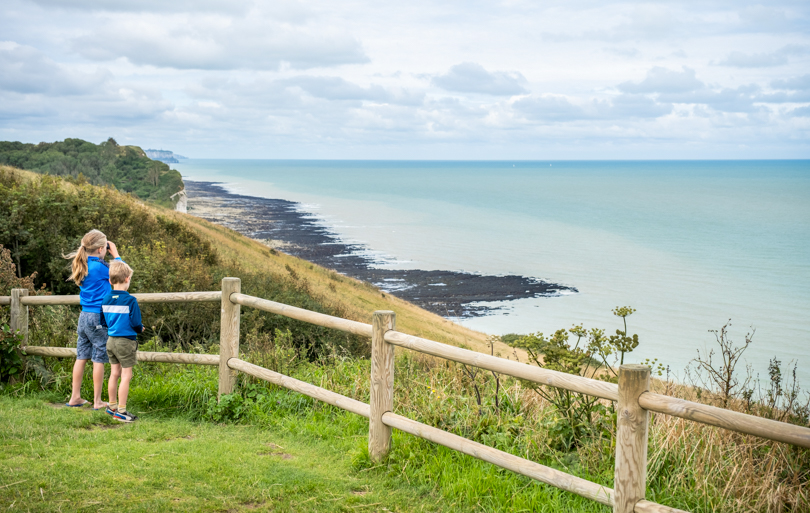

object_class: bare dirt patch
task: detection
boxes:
[240,500,266,509]
[257,451,293,460]
[163,434,196,442]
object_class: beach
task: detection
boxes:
[185,180,576,318]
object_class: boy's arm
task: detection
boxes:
[101,308,108,329]
[130,299,144,334]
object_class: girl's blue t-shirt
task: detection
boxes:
[80,256,123,313]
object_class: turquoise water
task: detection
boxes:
[176,159,810,384]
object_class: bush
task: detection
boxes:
[0,325,24,383]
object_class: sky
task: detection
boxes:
[1,0,809,159]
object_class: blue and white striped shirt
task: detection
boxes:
[100,290,144,340]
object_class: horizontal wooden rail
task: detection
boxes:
[229,293,373,338]
[7,291,222,306]
[381,411,612,507]
[384,330,620,401]
[0,296,9,306]
[230,292,620,401]
[227,358,371,418]
[21,345,219,366]
[639,392,810,449]
[381,412,685,513]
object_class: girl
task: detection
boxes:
[63,229,122,409]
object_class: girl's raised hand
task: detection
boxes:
[107,241,120,259]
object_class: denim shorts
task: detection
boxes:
[76,311,109,363]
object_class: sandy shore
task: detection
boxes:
[185,180,577,318]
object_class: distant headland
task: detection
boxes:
[145,149,188,164]
[0,138,184,209]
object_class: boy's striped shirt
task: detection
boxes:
[100,290,144,340]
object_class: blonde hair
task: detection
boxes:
[63,229,107,286]
[109,260,133,286]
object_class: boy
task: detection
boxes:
[101,260,144,423]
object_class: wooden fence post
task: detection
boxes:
[614,364,651,513]
[369,310,395,463]
[219,277,241,399]
[10,289,29,345]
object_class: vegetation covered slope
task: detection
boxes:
[0,138,183,208]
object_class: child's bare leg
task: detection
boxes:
[108,364,122,407]
[68,359,88,405]
[118,367,134,412]
[92,362,107,409]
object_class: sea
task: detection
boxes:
[175,159,810,386]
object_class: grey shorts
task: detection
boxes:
[107,336,138,368]
[76,311,109,363]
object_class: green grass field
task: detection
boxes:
[0,395,446,512]
[0,358,614,513]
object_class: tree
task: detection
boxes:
[147,163,161,187]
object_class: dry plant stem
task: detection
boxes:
[691,321,753,408]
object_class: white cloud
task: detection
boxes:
[433,63,528,96]
[0,43,110,95]
[618,67,704,94]
[715,45,809,68]
[70,11,368,70]
[28,0,263,17]
[513,93,672,122]
[771,74,810,90]
[0,0,808,158]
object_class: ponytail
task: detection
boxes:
[63,229,107,286]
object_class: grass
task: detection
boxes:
[0,394,449,512]
[1,355,616,513]
[4,342,809,513]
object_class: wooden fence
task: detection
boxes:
[3,278,809,513]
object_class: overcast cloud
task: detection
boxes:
[0,0,808,158]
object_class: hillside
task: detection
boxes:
[0,138,183,208]
[0,164,496,354]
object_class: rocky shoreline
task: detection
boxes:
[185,180,577,318]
